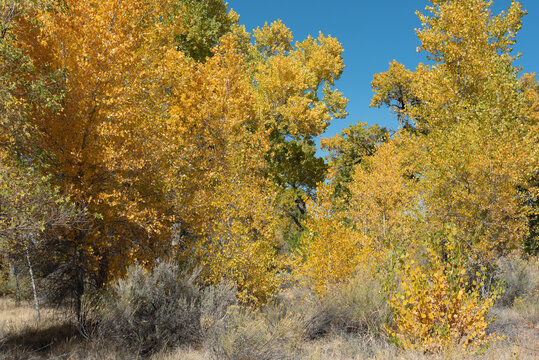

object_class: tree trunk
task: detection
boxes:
[382,209,387,242]
[74,243,86,325]
[15,270,21,306]
[25,243,40,322]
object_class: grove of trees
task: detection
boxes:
[0,0,537,353]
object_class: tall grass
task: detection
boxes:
[0,257,537,359]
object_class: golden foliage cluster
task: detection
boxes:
[388,249,502,352]
[293,173,378,295]
[0,1,537,352]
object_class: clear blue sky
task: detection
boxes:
[227,0,539,145]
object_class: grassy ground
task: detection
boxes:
[301,307,538,359]
[1,297,537,360]
[0,297,207,359]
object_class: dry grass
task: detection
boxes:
[150,348,210,360]
[1,296,537,360]
[0,297,72,340]
[0,297,45,329]
[0,297,210,360]
[0,298,79,359]
[301,332,538,360]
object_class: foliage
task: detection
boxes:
[251,20,349,246]
[0,148,88,311]
[371,0,538,262]
[293,174,376,295]
[0,0,65,159]
[0,0,300,305]
[143,32,282,304]
[252,21,348,143]
[205,303,302,360]
[321,121,389,197]
[192,172,282,306]
[387,248,502,352]
[348,138,417,248]
[406,122,535,262]
[99,262,203,354]
[170,0,238,61]
[0,153,80,240]
[2,0,180,287]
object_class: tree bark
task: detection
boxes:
[25,243,40,322]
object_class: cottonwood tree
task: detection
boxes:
[371,0,538,262]
[2,0,350,305]
[0,150,86,321]
[249,20,349,245]
[322,121,389,198]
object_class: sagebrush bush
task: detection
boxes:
[269,270,390,340]
[99,262,203,354]
[496,257,538,307]
[200,280,239,343]
[205,304,301,360]
[203,286,305,360]
[320,271,391,337]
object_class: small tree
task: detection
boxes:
[294,172,378,295]
[0,152,85,321]
[387,247,502,352]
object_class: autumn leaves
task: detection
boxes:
[0,0,538,351]
[1,0,349,304]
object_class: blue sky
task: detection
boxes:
[227,0,539,144]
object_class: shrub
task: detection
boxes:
[203,286,306,360]
[319,270,391,337]
[99,262,203,354]
[266,287,322,339]
[200,280,239,342]
[496,257,538,307]
[387,250,502,352]
[294,271,390,339]
[513,292,539,325]
[265,270,390,341]
[205,304,301,360]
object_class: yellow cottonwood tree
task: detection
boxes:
[371,0,538,261]
[250,21,349,245]
[145,35,282,304]
[5,0,185,286]
[294,171,375,295]
[348,138,416,248]
[4,0,350,305]
[520,74,539,254]
[321,121,389,198]
[5,0,244,278]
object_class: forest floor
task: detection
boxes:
[0,297,537,360]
